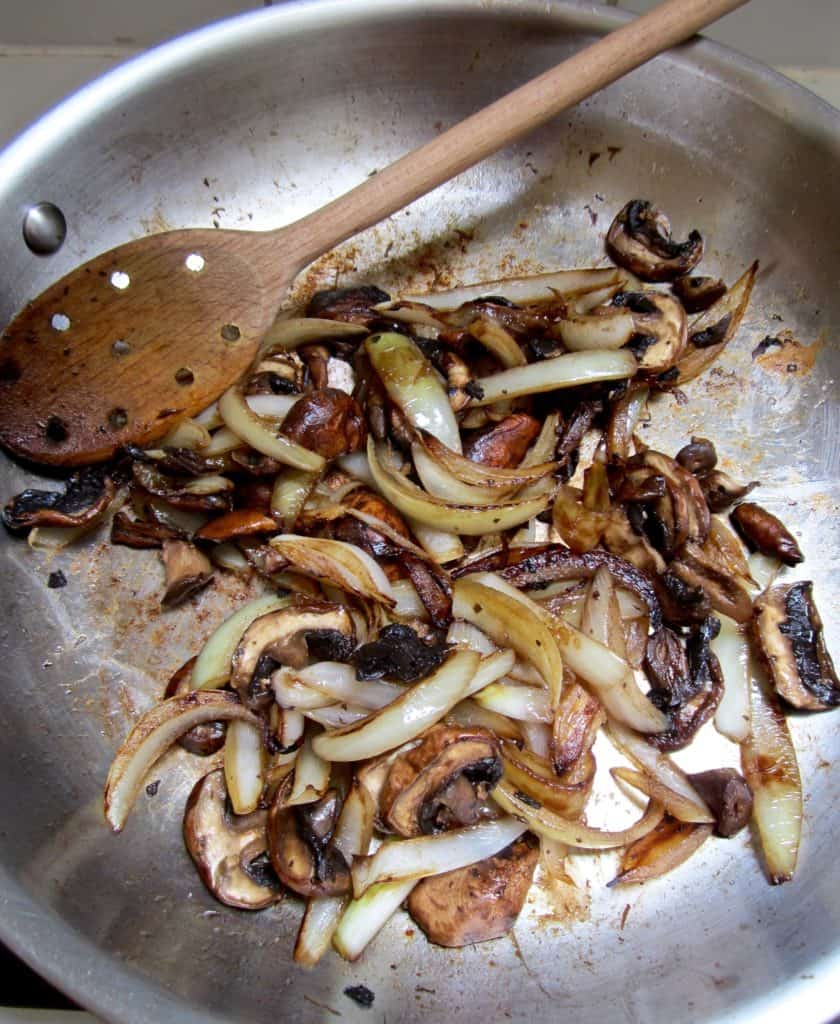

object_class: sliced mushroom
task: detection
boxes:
[161,540,214,606]
[675,436,717,476]
[556,400,598,479]
[462,413,541,468]
[351,623,450,685]
[194,509,278,542]
[123,444,225,478]
[672,276,727,313]
[606,200,703,282]
[111,508,183,549]
[406,832,538,947]
[280,388,367,459]
[730,502,803,566]
[3,466,114,532]
[610,291,688,374]
[244,353,304,395]
[550,681,606,774]
[231,600,355,709]
[623,449,710,553]
[132,461,233,512]
[164,657,226,755]
[184,769,283,910]
[228,449,285,477]
[670,541,753,623]
[267,786,351,897]
[686,768,753,837]
[654,569,712,627]
[307,285,392,325]
[701,470,758,512]
[753,582,840,711]
[379,724,503,837]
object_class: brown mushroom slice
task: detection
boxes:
[462,413,541,468]
[609,817,713,887]
[606,200,703,282]
[380,724,503,837]
[161,540,214,606]
[111,508,183,549]
[267,786,351,897]
[195,508,279,542]
[3,466,114,532]
[672,275,727,313]
[686,768,753,838]
[614,291,688,374]
[164,657,226,756]
[671,542,753,624]
[701,470,758,512]
[231,600,355,710]
[307,284,391,325]
[753,582,840,711]
[184,769,283,910]
[730,502,803,567]
[132,461,233,512]
[675,436,717,476]
[280,388,367,459]
[406,832,538,947]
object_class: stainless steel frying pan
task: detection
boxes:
[0,2,838,1021]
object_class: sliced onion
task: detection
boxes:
[452,575,563,706]
[447,699,523,741]
[611,767,714,830]
[312,649,479,762]
[447,620,496,655]
[191,595,292,690]
[421,433,556,489]
[260,316,367,354]
[368,440,549,536]
[406,519,465,563]
[244,393,298,421]
[472,350,637,406]
[181,474,234,496]
[271,469,319,529]
[606,384,649,461]
[399,268,624,309]
[581,566,627,660]
[606,721,714,824]
[269,534,395,607]
[492,779,663,850]
[295,894,349,967]
[520,722,552,760]
[288,662,404,710]
[336,451,375,487]
[390,578,428,619]
[194,400,221,429]
[141,497,209,536]
[104,692,258,831]
[741,672,803,884]
[501,742,593,818]
[748,551,782,593]
[412,443,517,505]
[304,704,370,728]
[365,332,462,452]
[161,417,211,449]
[218,386,325,471]
[712,614,752,743]
[554,311,635,351]
[474,681,552,723]
[29,523,95,549]
[209,542,252,573]
[224,718,265,814]
[203,426,245,456]
[283,733,331,807]
[351,817,526,896]
[272,670,336,710]
[333,781,376,861]
[609,818,713,887]
[333,878,417,961]
[468,316,527,367]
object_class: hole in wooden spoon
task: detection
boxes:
[110,271,130,290]
[45,415,69,442]
[175,367,195,386]
[185,253,205,272]
[108,407,128,430]
[112,339,131,357]
[0,358,21,383]
[220,323,241,343]
[51,313,71,332]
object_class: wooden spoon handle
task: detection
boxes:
[274,0,748,274]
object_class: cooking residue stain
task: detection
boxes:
[753,330,821,377]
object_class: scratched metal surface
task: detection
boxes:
[0,2,838,1022]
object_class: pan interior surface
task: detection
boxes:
[0,3,838,1022]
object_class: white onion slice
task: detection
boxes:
[712,613,752,743]
[304,704,370,728]
[191,595,292,690]
[194,400,221,429]
[333,782,376,861]
[365,332,462,452]
[412,443,517,505]
[333,878,417,961]
[104,692,258,831]
[289,662,404,710]
[468,316,527,367]
[555,312,635,351]
[203,426,244,456]
[446,620,496,655]
[606,721,714,824]
[224,718,265,815]
[260,316,366,353]
[351,817,527,896]
[311,649,479,762]
[390,578,428,619]
[474,681,552,723]
[463,650,518,696]
[218,387,325,471]
[209,542,252,573]
[399,268,624,309]
[472,350,637,406]
[336,451,375,487]
[161,417,211,449]
[284,734,331,807]
[492,779,663,850]
[520,722,552,760]
[244,393,298,420]
[406,519,465,563]
[272,670,336,710]
[295,895,349,967]
[29,523,94,549]
[269,534,395,607]
[421,433,556,488]
[271,469,319,529]
[741,673,803,884]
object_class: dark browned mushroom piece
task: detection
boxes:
[611,291,687,375]
[462,413,541,468]
[672,276,727,313]
[753,582,840,711]
[676,436,717,476]
[306,285,391,326]
[267,787,351,897]
[132,461,233,512]
[123,444,225,477]
[700,469,758,512]
[406,832,539,947]
[606,200,704,282]
[379,724,502,837]
[161,540,214,606]
[668,541,753,624]
[230,600,355,710]
[687,768,753,837]
[184,769,283,910]
[194,508,278,542]
[111,508,183,549]
[730,502,804,566]
[3,465,114,532]
[164,658,226,755]
[280,388,367,459]
[351,623,449,685]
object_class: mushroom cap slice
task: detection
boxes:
[184,769,283,910]
[606,200,703,283]
[164,657,226,756]
[380,724,503,838]
[267,786,351,897]
[625,292,688,375]
[230,599,355,709]
[406,832,538,947]
[161,539,214,606]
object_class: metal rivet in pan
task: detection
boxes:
[22,202,67,256]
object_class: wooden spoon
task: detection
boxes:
[0,0,747,466]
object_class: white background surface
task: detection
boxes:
[0,1,836,1021]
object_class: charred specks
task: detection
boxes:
[344,985,375,1008]
[47,570,67,589]
[690,314,732,349]
[352,624,449,684]
[145,780,160,797]
[514,790,541,809]
[751,335,783,359]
